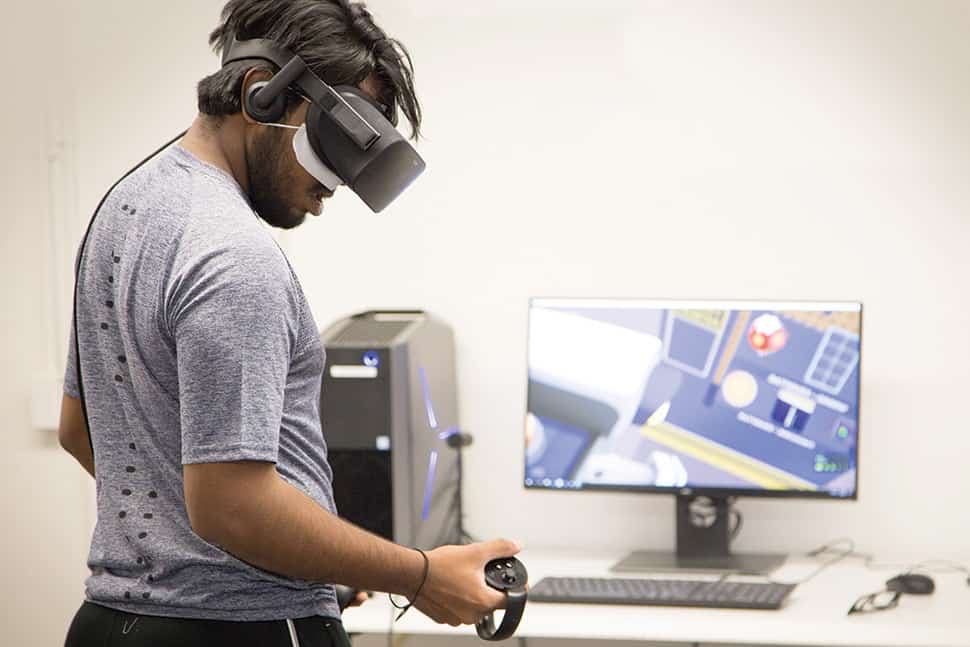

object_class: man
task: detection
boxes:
[59,1,519,645]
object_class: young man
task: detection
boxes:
[59,2,519,645]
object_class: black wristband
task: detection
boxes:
[389,547,429,621]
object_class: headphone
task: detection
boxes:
[223,37,425,212]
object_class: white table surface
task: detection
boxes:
[340,548,970,646]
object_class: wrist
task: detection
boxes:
[392,545,427,597]
[409,548,430,603]
[388,547,430,620]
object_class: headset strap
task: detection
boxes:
[221,37,295,69]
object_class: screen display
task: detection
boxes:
[525,299,861,498]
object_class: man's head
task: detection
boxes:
[198,0,421,229]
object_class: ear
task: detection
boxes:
[240,68,277,125]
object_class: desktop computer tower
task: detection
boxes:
[320,310,462,550]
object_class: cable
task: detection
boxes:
[773,538,970,587]
[453,433,481,545]
[727,497,743,542]
[860,554,969,575]
[903,560,970,576]
[456,443,467,544]
[770,538,857,586]
[386,595,395,647]
[73,129,188,460]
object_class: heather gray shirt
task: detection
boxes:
[65,144,340,621]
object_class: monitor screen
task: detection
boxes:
[524,299,861,499]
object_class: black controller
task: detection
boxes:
[476,557,528,641]
[333,584,372,611]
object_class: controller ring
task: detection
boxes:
[476,557,528,641]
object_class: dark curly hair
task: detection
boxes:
[198,0,421,139]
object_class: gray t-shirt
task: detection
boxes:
[65,144,340,621]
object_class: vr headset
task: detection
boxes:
[223,37,425,212]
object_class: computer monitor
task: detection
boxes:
[524,298,862,574]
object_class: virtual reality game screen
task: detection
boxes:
[524,299,861,498]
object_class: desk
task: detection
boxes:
[340,549,969,647]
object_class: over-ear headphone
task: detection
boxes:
[244,79,288,124]
[223,37,425,212]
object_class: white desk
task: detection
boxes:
[340,549,970,647]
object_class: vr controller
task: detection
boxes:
[335,556,528,641]
[334,584,371,611]
[477,557,529,641]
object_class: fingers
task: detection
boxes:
[478,537,523,561]
[347,591,370,608]
[416,539,524,627]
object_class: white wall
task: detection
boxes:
[285,0,970,562]
[0,2,224,644]
[0,3,91,644]
[3,0,968,644]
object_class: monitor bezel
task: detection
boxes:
[523,296,863,502]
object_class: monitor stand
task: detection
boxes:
[610,495,787,576]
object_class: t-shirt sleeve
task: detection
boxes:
[64,241,83,399]
[64,315,80,398]
[165,236,301,465]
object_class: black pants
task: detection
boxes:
[65,601,352,647]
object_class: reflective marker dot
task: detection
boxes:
[130,208,137,215]
[129,442,135,450]
[108,276,114,283]
[106,300,114,308]
[148,491,157,498]
[100,323,109,330]
[114,256,120,263]
[147,575,155,582]
[115,375,123,383]
[142,592,150,600]
[118,356,127,364]
[138,532,148,539]
[122,489,132,496]
[125,466,135,473]
[122,205,128,211]
[143,513,153,519]
[119,511,126,518]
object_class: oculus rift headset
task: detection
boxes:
[225,37,426,212]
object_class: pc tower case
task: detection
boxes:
[320,310,461,550]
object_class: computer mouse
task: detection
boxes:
[886,573,935,595]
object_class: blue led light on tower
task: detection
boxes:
[320,311,462,550]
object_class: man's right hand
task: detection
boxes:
[411,538,523,626]
[184,460,522,621]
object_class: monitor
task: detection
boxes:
[524,298,862,573]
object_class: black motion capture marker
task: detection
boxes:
[476,557,528,641]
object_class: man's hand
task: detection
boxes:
[347,591,371,608]
[412,538,522,626]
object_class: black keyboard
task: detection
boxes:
[530,576,796,610]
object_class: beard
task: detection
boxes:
[246,127,306,230]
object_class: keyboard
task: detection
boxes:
[530,576,796,610]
